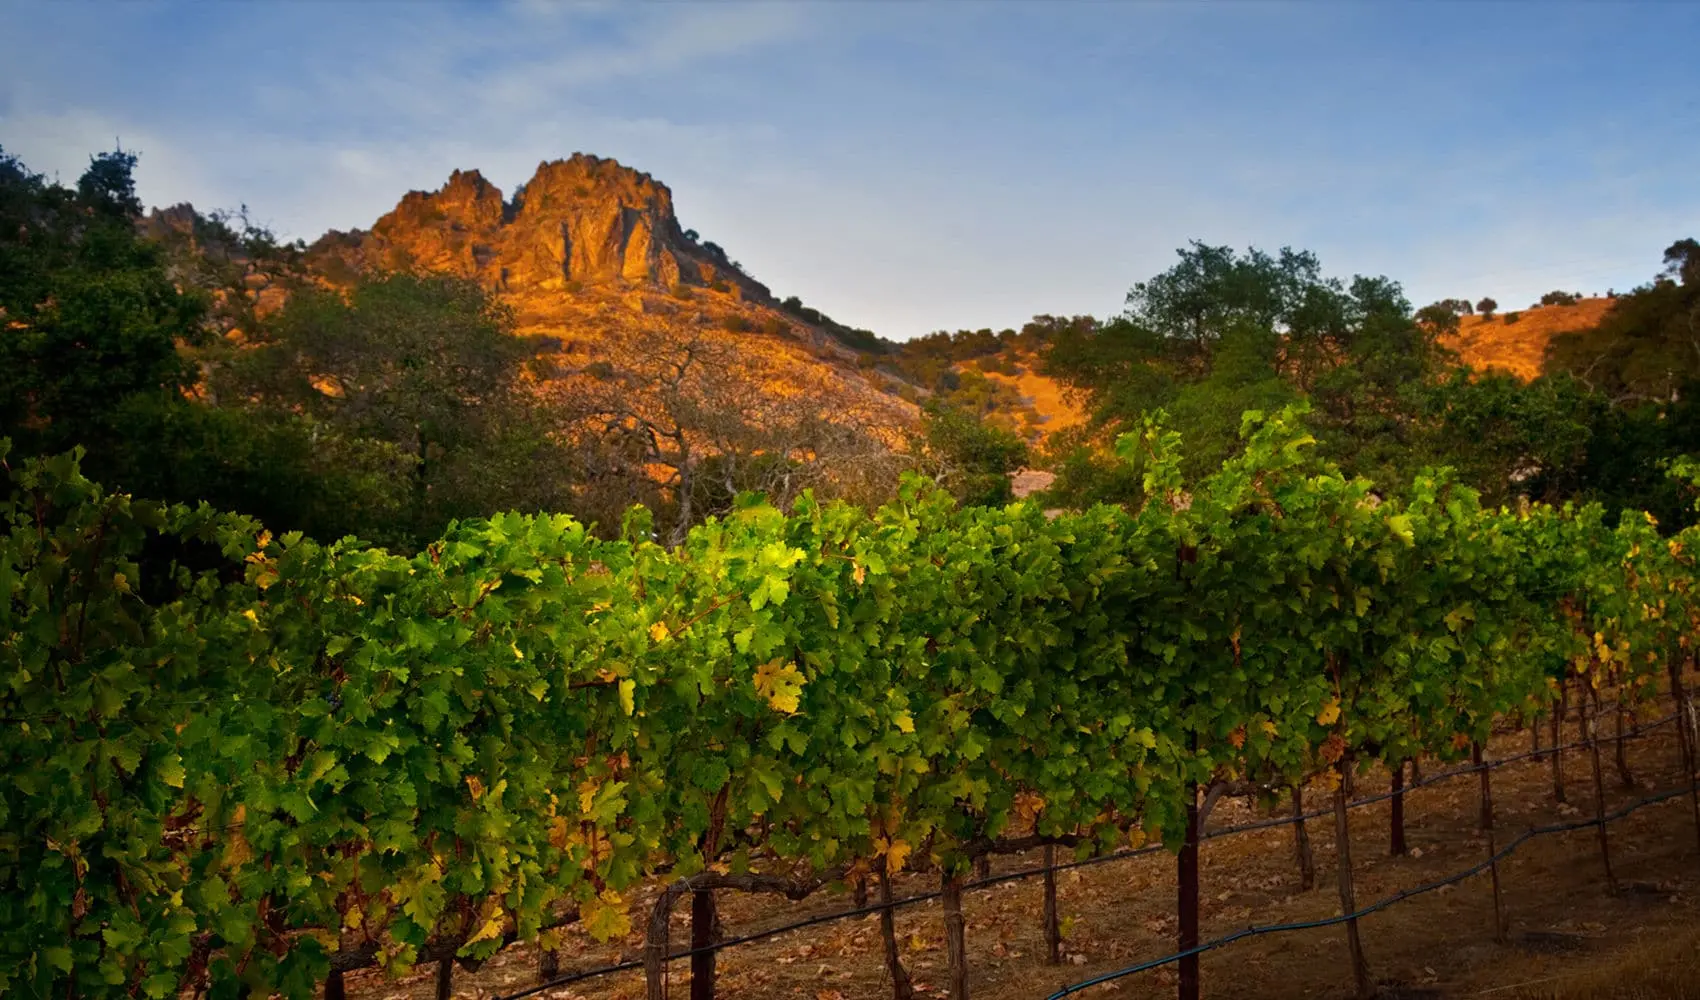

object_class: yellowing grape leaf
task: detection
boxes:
[1316,698,1341,726]
[619,679,635,716]
[465,902,506,945]
[754,659,805,714]
[894,711,915,734]
[882,837,912,873]
[466,775,485,801]
[582,890,632,942]
[649,621,670,643]
[852,561,867,585]
[158,754,186,789]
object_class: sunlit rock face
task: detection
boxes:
[311,154,769,302]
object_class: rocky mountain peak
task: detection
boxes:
[311,152,770,302]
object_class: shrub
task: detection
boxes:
[1476,296,1499,318]
[708,279,731,294]
[671,283,693,301]
[1504,311,1522,324]
[722,314,751,333]
[761,317,790,337]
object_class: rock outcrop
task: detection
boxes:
[309,154,772,302]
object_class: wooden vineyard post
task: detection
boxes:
[1179,779,1201,1000]
[1476,744,1492,832]
[1474,743,1507,943]
[1042,844,1061,965]
[645,889,676,1000]
[878,859,914,1000]
[539,947,560,985]
[1293,785,1316,890]
[1671,655,1700,857]
[1582,695,1619,895]
[942,870,969,1000]
[854,874,869,910]
[1551,678,1568,803]
[974,855,991,881]
[1614,702,1637,789]
[1389,760,1407,855]
[1333,769,1373,999]
[434,958,453,1000]
[691,888,718,1000]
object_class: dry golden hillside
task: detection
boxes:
[297,155,918,491]
[974,353,1090,441]
[1441,298,1615,380]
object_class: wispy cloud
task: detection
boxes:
[2,0,1696,338]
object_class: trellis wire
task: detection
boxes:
[1047,784,1693,997]
[493,712,1680,1000]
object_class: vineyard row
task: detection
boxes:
[3,408,1699,1000]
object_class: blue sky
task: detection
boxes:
[3,1,1697,340]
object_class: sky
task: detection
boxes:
[3,0,1697,341]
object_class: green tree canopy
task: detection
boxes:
[917,401,1030,507]
[226,272,573,541]
[0,148,204,453]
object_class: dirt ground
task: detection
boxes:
[343,709,1700,1000]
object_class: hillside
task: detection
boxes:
[1440,297,1616,380]
[960,352,1089,443]
[301,154,906,421]
[979,356,1088,437]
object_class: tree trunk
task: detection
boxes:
[853,875,869,911]
[942,871,969,1000]
[1333,777,1373,999]
[974,855,991,881]
[1583,697,1618,895]
[878,861,914,1000]
[325,970,346,1000]
[1042,844,1061,965]
[1293,784,1316,891]
[1179,780,1200,1000]
[690,889,717,1000]
[1389,760,1407,855]
[539,947,559,985]
[1474,743,1507,943]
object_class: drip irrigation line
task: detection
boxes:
[1047,785,1693,998]
[497,958,647,999]
[493,709,1682,1000]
